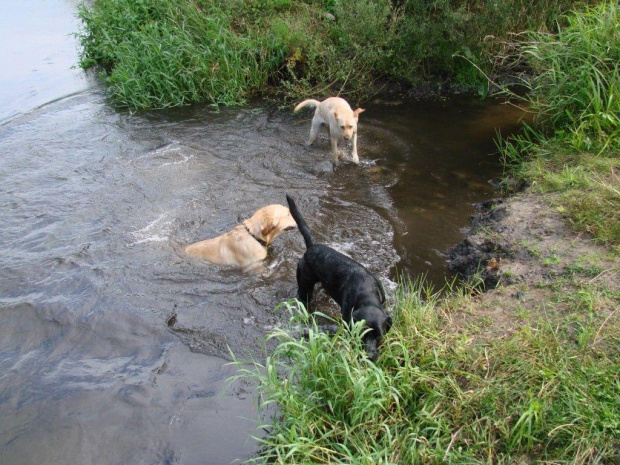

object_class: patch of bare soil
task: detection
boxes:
[446,192,619,339]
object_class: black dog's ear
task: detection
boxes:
[385,315,393,332]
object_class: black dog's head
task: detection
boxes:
[351,306,392,362]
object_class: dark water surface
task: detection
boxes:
[0,2,525,464]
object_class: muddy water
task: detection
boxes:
[0,2,525,464]
[364,97,524,282]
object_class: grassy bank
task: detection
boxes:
[499,0,620,248]
[235,234,619,463]
[77,0,581,110]
[235,281,619,463]
[234,2,620,463]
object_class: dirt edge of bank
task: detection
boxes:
[445,190,619,340]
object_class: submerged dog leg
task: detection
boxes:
[307,117,321,146]
[330,136,339,162]
[296,257,318,310]
[350,133,359,164]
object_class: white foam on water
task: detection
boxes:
[128,212,174,246]
[153,140,195,167]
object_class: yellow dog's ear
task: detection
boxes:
[259,213,278,246]
[261,222,274,239]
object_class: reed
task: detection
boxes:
[517,0,620,151]
[77,0,276,109]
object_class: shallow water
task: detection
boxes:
[0,2,525,463]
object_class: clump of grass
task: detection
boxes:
[232,278,620,464]
[77,0,279,109]
[499,135,620,246]
[497,0,620,152]
[275,0,399,100]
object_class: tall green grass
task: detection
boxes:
[497,1,620,247]
[514,0,620,152]
[77,0,581,110]
[77,0,281,109]
[232,280,620,464]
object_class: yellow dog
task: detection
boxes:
[185,204,297,269]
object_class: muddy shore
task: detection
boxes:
[445,189,618,339]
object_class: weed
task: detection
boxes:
[233,278,620,463]
[77,0,583,110]
[496,2,620,245]
[498,0,620,152]
[563,263,606,278]
[542,254,560,266]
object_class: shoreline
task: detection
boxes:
[446,188,618,341]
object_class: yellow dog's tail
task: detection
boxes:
[293,99,321,113]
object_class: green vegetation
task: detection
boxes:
[499,0,620,247]
[234,282,619,464]
[515,0,620,152]
[77,0,580,110]
[506,140,620,246]
[77,0,277,108]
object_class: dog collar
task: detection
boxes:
[245,225,268,247]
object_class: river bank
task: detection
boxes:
[239,184,619,464]
[447,190,619,342]
[76,0,582,111]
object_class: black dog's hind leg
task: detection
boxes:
[296,256,318,311]
[340,293,354,324]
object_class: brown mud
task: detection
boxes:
[446,190,619,339]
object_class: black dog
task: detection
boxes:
[286,194,392,361]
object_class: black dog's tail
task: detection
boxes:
[286,194,314,249]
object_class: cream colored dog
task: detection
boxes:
[185,204,297,269]
[294,97,365,164]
